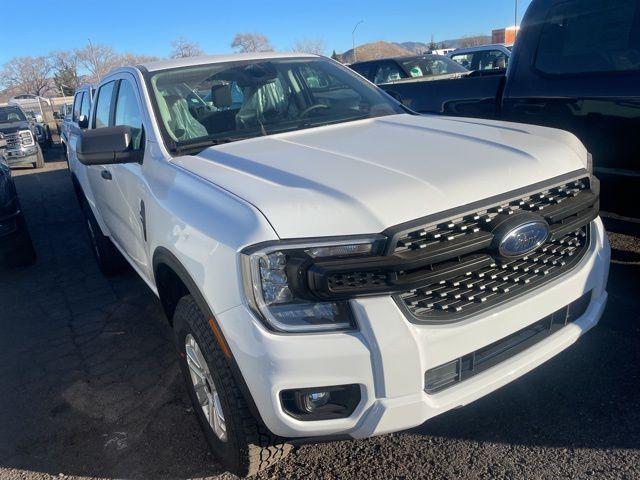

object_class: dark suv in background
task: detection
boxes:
[0,134,36,266]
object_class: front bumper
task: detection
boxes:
[5,146,38,167]
[218,218,610,439]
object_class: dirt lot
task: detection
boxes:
[1,147,639,480]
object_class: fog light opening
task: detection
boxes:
[280,384,361,421]
[301,391,331,412]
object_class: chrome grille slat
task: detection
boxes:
[395,177,593,320]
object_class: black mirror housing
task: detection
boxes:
[77,126,143,165]
[78,114,89,129]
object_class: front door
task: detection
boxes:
[86,74,151,277]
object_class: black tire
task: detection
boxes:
[44,126,52,149]
[173,295,292,477]
[3,215,36,267]
[81,200,127,276]
[33,147,45,169]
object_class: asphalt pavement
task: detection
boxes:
[0,146,638,480]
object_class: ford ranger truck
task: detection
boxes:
[67,53,610,476]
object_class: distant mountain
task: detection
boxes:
[337,41,412,64]
[334,35,493,64]
[395,42,430,54]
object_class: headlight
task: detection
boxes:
[19,130,34,146]
[241,237,385,333]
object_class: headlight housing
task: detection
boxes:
[241,236,385,333]
[19,130,34,147]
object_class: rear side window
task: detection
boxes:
[93,81,116,128]
[535,0,640,75]
[450,53,474,69]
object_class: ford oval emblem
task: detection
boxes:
[498,221,549,258]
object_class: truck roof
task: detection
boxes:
[139,52,318,72]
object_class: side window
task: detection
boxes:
[373,62,404,84]
[351,64,373,81]
[478,50,508,70]
[72,93,83,122]
[535,0,640,75]
[114,80,144,150]
[79,91,91,119]
[93,81,116,129]
[450,53,473,69]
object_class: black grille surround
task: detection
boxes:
[303,170,598,324]
[392,176,596,322]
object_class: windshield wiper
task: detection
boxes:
[170,136,253,155]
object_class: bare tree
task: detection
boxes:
[231,32,273,53]
[291,38,326,55]
[170,37,204,58]
[458,35,491,48]
[77,43,121,82]
[51,50,81,95]
[0,56,53,96]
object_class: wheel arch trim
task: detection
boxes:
[152,246,266,427]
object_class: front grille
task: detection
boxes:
[5,133,21,150]
[424,291,592,394]
[394,176,596,321]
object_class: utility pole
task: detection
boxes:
[515,0,518,27]
[352,20,364,62]
[87,37,99,78]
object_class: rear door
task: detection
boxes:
[502,0,640,216]
[67,91,91,166]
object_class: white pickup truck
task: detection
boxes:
[67,53,610,476]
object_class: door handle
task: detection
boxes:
[101,170,112,180]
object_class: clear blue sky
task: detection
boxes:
[1,0,532,64]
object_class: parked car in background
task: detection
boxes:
[448,44,512,71]
[0,134,37,266]
[349,54,468,86]
[60,85,93,162]
[0,105,45,169]
[67,52,609,476]
[374,0,640,218]
[24,109,53,150]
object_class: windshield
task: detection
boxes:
[147,57,405,152]
[0,107,27,123]
[399,55,468,77]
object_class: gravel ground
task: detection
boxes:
[1,147,638,480]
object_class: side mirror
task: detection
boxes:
[78,114,89,129]
[77,126,143,165]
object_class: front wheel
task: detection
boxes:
[173,295,292,476]
[32,147,45,169]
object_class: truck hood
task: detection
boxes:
[0,121,30,135]
[174,113,588,239]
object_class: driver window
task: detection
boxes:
[72,93,82,122]
[114,80,144,150]
[79,92,91,121]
